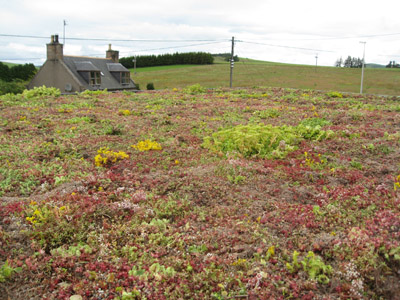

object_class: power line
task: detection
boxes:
[132,41,227,54]
[0,41,229,62]
[2,32,396,66]
[0,34,48,40]
[239,40,334,53]
[379,54,400,57]
[2,31,400,42]
[60,41,228,58]
[0,33,226,43]
[0,57,43,61]
[299,32,400,41]
[243,32,400,42]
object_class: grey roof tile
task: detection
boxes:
[63,56,136,90]
[75,61,100,71]
[107,63,129,72]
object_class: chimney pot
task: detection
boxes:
[47,34,63,60]
[106,44,119,63]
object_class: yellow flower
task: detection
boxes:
[131,140,162,152]
[267,245,275,257]
[94,147,129,167]
[26,216,37,224]
[232,258,247,266]
[118,109,131,116]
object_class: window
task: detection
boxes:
[89,71,101,85]
[121,72,130,85]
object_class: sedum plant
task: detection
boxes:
[203,119,333,159]
[94,147,129,167]
[286,251,332,284]
[131,140,162,151]
[22,85,61,99]
[202,123,299,159]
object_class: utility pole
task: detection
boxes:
[360,41,366,94]
[132,56,137,75]
[230,36,234,88]
[63,20,67,45]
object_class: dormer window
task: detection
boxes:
[75,61,101,86]
[121,72,130,85]
[107,63,131,85]
[89,71,101,86]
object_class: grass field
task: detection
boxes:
[1,62,19,67]
[132,60,400,96]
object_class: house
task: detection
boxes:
[28,35,137,93]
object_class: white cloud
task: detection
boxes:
[0,0,399,66]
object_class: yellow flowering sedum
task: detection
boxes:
[131,140,162,152]
[118,109,131,116]
[94,147,129,167]
[394,175,400,191]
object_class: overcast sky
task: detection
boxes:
[1,0,399,66]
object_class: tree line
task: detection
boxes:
[335,57,400,69]
[119,52,214,69]
[335,56,364,68]
[213,53,240,62]
[386,61,400,68]
[0,62,36,82]
[0,62,37,95]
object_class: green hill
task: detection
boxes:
[131,58,400,96]
[366,63,386,69]
[0,61,23,68]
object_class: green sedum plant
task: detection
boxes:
[203,119,333,159]
[299,117,331,128]
[286,251,332,284]
[22,85,61,99]
[0,260,21,283]
[51,242,93,257]
[301,251,332,284]
[326,91,343,98]
[80,89,108,96]
[203,123,299,159]
[183,83,206,95]
[252,108,281,119]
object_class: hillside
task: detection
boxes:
[1,86,400,299]
[132,59,400,96]
[0,61,19,67]
[365,63,386,69]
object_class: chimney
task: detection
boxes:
[106,44,119,63]
[47,34,63,61]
